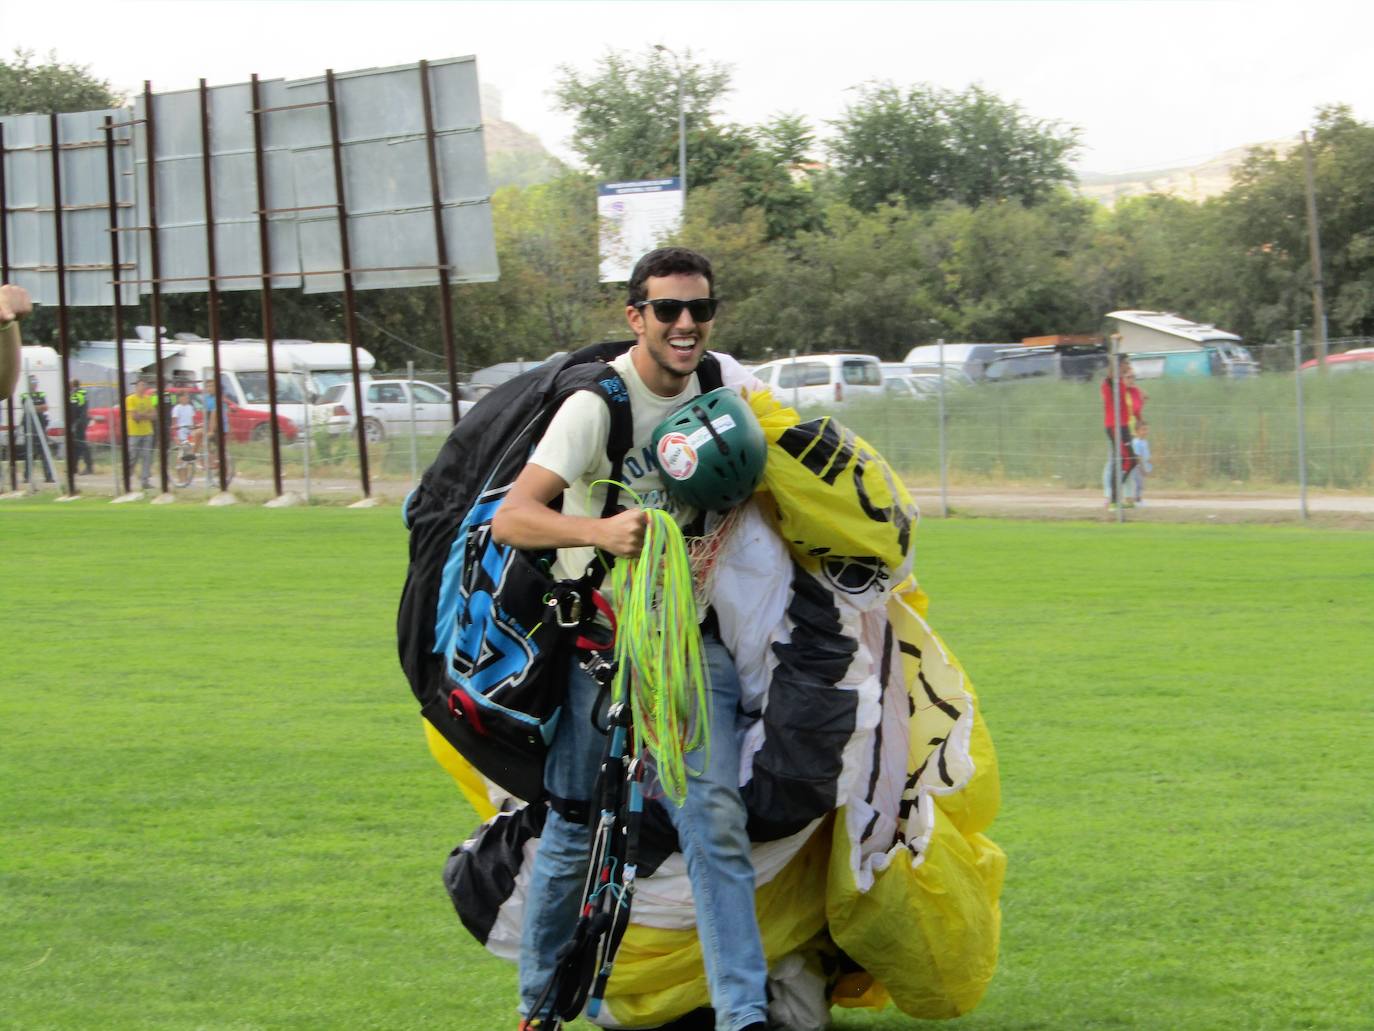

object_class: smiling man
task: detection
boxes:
[493,247,768,1031]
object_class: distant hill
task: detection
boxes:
[481,85,564,189]
[1075,137,1300,205]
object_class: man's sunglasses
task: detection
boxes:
[632,297,720,323]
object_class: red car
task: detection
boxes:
[1299,349,1374,374]
[86,386,298,445]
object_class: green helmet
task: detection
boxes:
[652,387,767,512]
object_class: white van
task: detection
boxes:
[751,353,885,407]
[2,346,67,456]
[164,338,375,433]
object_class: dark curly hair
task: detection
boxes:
[626,247,714,306]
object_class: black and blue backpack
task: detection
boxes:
[398,340,723,803]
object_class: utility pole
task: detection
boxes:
[1300,131,1329,370]
[654,45,688,203]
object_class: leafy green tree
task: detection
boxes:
[1218,105,1374,342]
[0,48,122,114]
[830,82,1079,211]
[554,49,732,184]
[555,50,820,240]
[452,174,624,365]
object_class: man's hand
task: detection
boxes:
[595,508,648,558]
[0,284,33,326]
[0,284,31,398]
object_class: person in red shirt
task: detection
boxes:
[1101,359,1137,506]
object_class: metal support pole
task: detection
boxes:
[250,73,284,497]
[1293,329,1308,522]
[297,358,311,504]
[1109,340,1124,523]
[418,60,460,426]
[406,359,419,484]
[0,121,17,492]
[937,338,948,518]
[1300,132,1329,370]
[103,115,132,493]
[143,81,170,494]
[325,68,371,497]
[48,113,77,497]
[198,78,230,494]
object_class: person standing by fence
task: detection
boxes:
[21,374,56,484]
[126,376,157,490]
[69,378,94,475]
[1101,358,1136,508]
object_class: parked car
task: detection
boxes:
[751,353,885,406]
[85,386,298,445]
[1300,348,1374,374]
[884,374,940,400]
[903,343,1015,382]
[468,353,567,397]
[315,379,474,441]
[983,350,1059,383]
[906,365,977,390]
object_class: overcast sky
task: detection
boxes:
[4,0,1370,174]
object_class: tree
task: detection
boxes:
[452,174,624,366]
[0,48,122,115]
[830,82,1079,211]
[554,49,732,184]
[554,49,821,240]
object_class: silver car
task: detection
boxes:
[315,379,473,442]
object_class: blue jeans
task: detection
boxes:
[518,635,767,1031]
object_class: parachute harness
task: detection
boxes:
[597,483,712,807]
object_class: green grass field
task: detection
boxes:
[2,502,1371,1030]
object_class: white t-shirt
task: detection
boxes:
[172,402,196,432]
[528,348,702,582]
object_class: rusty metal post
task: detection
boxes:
[418,59,460,425]
[102,115,132,493]
[143,82,170,494]
[250,73,284,497]
[325,68,370,497]
[198,79,230,493]
[48,113,77,497]
[0,121,17,492]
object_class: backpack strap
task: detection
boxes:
[697,352,723,393]
[587,369,633,518]
[571,369,633,589]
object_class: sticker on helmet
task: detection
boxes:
[656,432,698,480]
[685,413,737,450]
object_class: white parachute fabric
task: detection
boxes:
[432,391,1004,1025]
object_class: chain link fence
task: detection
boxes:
[7,345,1373,521]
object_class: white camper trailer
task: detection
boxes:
[1106,311,1258,378]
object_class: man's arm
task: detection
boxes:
[0,284,34,399]
[492,462,646,558]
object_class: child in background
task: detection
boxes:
[172,393,197,446]
[1129,421,1154,505]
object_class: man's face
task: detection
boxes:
[627,273,715,384]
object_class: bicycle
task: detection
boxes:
[173,433,234,488]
